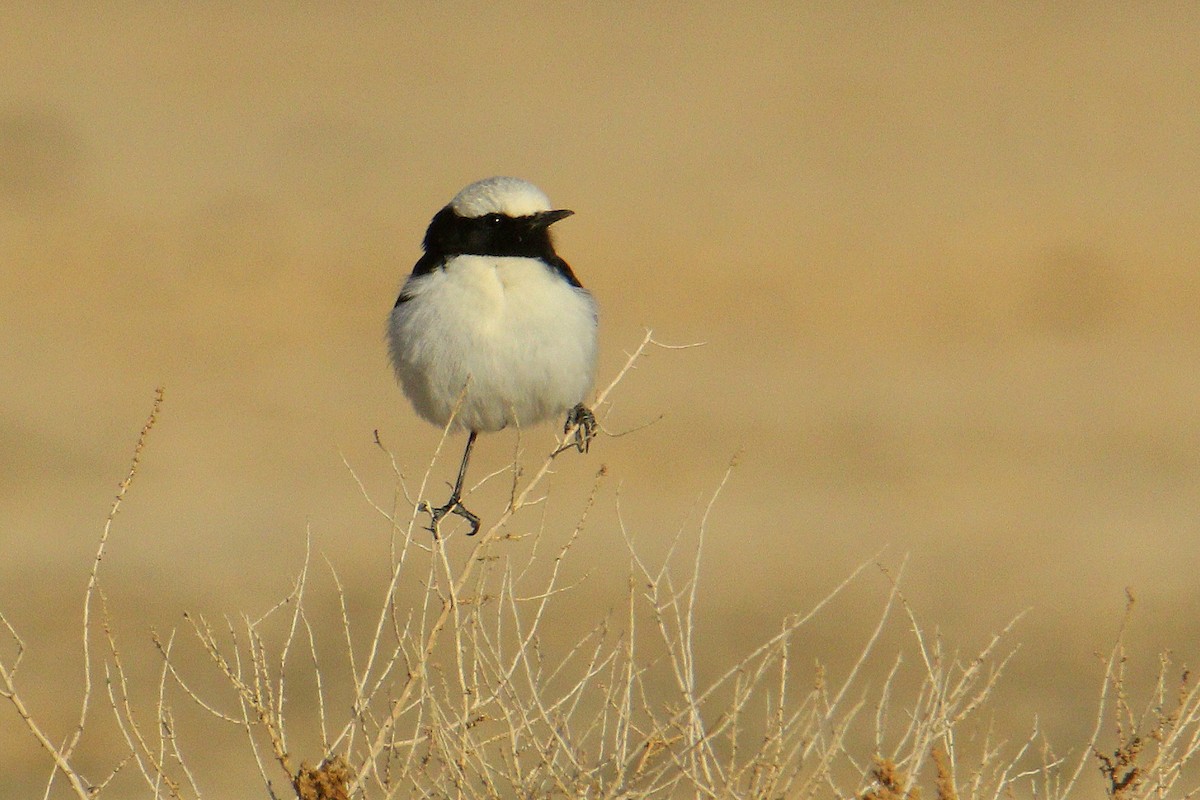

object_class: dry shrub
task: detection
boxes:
[1090,622,1200,800]
[294,756,352,800]
[931,744,957,800]
[861,757,919,800]
[6,339,1200,799]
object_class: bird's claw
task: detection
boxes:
[565,403,597,453]
[423,497,481,536]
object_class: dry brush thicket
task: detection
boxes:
[4,332,1200,799]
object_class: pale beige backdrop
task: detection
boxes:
[3,4,1200,795]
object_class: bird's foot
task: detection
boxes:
[423,495,481,537]
[564,403,597,453]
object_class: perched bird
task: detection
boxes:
[387,176,598,534]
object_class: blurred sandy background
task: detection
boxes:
[4,3,1200,794]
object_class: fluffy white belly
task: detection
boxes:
[387,255,598,432]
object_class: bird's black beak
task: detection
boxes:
[530,208,574,228]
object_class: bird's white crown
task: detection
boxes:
[450,176,553,219]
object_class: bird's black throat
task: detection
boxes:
[404,206,583,290]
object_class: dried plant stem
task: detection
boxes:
[0,614,93,799]
[22,344,1200,800]
[349,329,671,791]
[1,386,164,799]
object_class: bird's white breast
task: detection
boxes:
[387,255,598,433]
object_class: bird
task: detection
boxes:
[387,176,598,535]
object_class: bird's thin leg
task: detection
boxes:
[427,430,481,535]
[564,403,597,453]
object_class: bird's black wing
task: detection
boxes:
[545,255,584,289]
[394,252,444,307]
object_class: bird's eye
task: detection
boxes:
[483,213,503,226]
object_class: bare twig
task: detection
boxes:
[0,386,165,800]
